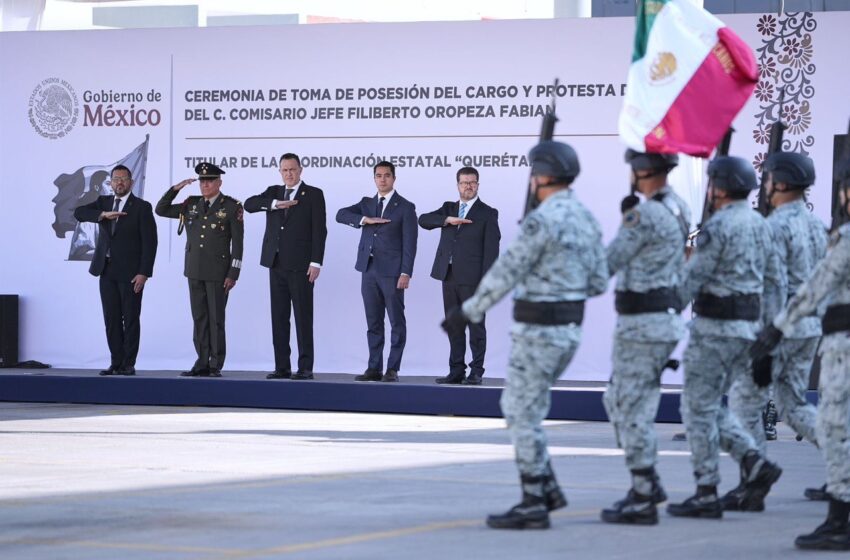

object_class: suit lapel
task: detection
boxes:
[382,194,401,220]
[283,184,306,225]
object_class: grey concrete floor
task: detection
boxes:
[0,402,828,559]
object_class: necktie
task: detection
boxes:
[283,188,294,218]
[111,197,120,234]
[377,196,385,218]
[459,202,467,220]
[204,199,211,213]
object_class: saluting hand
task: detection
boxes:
[172,178,197,191]
[100,211,127,221]
[444,217,473,226]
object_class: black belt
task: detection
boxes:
[513,300,584,325]
[615,288,683,315]
[693,293,760,321]
[822,304,850,335]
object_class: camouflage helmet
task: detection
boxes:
[529,140,580,182]
[764,151,816,188]
[707,156,758,192]
[624,149,679,172]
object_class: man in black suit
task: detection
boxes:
[336,161,418,382]
[244,153,327,380]
[419,166,500,385]
[74,165,158,376]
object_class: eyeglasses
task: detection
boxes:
[458,181,479,187]
[111,176,131,183]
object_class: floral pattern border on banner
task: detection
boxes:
[752,11,817,174]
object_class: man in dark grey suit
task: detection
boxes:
[419,166,500,384]
[74,165,158,376]
[244,153,327,380]
[336,161,418,382]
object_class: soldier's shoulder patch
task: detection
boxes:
[521,214,543,236]
[696,229,711,247]
[622,208,640,228]
[829,229,842,248]
[237,205,244,222]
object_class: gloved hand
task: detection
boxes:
[621,194,640,214]
[751,355,773,388]
[749,324,783,361]
[441,307,468,338]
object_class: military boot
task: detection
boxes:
[486,475,550,530]
[763,400,778,441]
[720,464,747,511]
[805,483,829,501]
[542,461,567,511]
[795,497,850,550]
[601,467,660,525]
[730,451,782,511]
[666,485,723,519]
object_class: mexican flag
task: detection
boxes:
[619,0,758,157]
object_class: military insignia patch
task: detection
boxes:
[211,223,217,229]
[696,229,711,247]
[828,230,841,248]
[623,209,640,228]
[216,208,227,219]
[521,214,542,236]
[237,206,244,222]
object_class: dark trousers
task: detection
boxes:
[270,261,314,372]
[442,266,486,378]
[99,263,143,368]
[188,278,228,371]
[361,263,406,372]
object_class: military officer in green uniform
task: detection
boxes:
[156,162,244,377]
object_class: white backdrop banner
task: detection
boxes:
[1,12,846,381]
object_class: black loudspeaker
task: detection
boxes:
[0,295,19,368]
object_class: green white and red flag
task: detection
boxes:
[619,0,758,157]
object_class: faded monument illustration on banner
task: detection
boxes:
[51,135,150,261]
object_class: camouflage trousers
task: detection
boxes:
[681,335,759,486]
[500,324,581,478]
[816,332,850,502]
[772,337,820,445]
[603,338,678,470]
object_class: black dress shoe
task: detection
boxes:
[99,365,119,376]
[382,369,399,382]
[435,374,464,385]
[355,369,382,382]
[180,368,208,377]
[267,370,292,379]
[116,366,136,376]
[205,369,222,378]
[463,373,483,385]
[291,371,314,380]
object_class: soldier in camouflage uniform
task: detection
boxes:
[601,150,691,525]
[156,162,244,377]
[751,158,850,550]
[667,156,784,519]
[720,152,827,512]
[443,141,608,530]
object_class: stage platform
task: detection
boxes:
[0,368,689,422]
[0,368,819,422]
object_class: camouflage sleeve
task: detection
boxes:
[606,207,648,276]
[681,222,722,303]
[774,233,850,334]
[588,227,610,297]
[761,222,786,326]
[462,212,550,323]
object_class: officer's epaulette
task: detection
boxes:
[185,195,202,204]
[222,194,242,205]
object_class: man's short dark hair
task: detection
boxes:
[374,160,395,177]
[456,166,479,183]
[111,165,132,179]
[281,153,301,167]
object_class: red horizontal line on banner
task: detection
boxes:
[184,134,619,140]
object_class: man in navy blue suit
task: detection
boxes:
[419,166,500,385]
[74,165,158,376]
[336,161,418,382]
